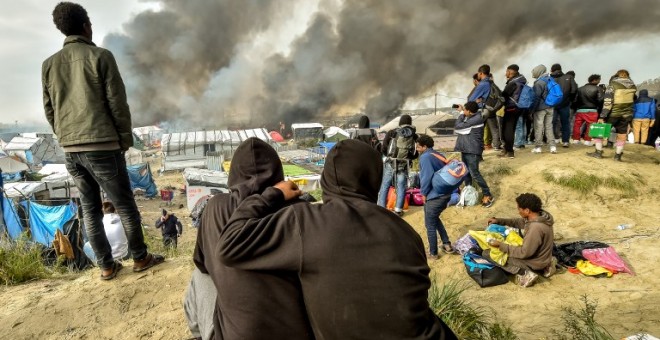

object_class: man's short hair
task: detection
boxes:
[551,63,562,72]
[102,202,116,214]
[516,193,542,213]
[464,101,478,113]
[566,71,575,77]
[588,74,601,83]
[616,69,630,79]
[52,2,89,36]
[507,64,519,72]
[416,134,434,148]
[478,64,490,75]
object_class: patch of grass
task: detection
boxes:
[552,295,614,340]
[429,277,517,340]
[542,170,638,195]
[602,176,635,194]
[0,234,50,285]
[487,164,515,177]
[143,227,182,259]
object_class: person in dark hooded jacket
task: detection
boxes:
[218,139,457,340]
[550,64,578,147]
[500,64,527,158]
[351,115,380,151]
[632,89,656,144]
[191,137,314,340]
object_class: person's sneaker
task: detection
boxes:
[582,140,592,146]
[571,140,580,145]
[507,152,515,159]
[442,244,456,254]
[543,257,558,278]
[497,150,508,158]
[394,210,404,217]
[550,146,557,154]
[427,253,439,260]
[482,196,495,208]
[515,270,539,287]
[532,147,542,154]
[562,142,570,148]
[493,147,503,152]
[613,153,623,162]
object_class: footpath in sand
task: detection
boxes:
[0,144,659,339]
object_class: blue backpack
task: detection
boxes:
[430,153,468,195]
[515,84,536,109]
[542,76,564,107]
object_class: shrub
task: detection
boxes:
[0,234,50,285]
[552,295,614,340]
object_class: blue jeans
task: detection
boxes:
[553,106,571,143]
[377,162,407,211]
[514,115,527,147]
[461,153,491,197]
[65,151,148,270]
[424,194,451,255]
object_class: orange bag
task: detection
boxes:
[386,187,409,211]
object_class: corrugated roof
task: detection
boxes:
[291,123,324,129]
[3,182,47,198]
[378,113,456,136]
[161,128,272,147]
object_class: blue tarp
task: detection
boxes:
[3,196,23,240]
[2,172,23,182]
[21,201,76,246]
[127,163,158,198]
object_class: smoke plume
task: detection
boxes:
[106,0,660,127]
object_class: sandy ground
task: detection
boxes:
[1,143,659,339]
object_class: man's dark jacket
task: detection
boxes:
[193,138,313,340]
[574,83,604,111]
[218,139,457,340]
[550,70,578,109]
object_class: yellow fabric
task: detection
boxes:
[53,229,74,260]
[496,107,505,117]
[613,88,636,105]
[576,260,613,277]
[469,230,523,266]
[222,161,232,172]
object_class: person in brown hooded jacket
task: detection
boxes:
[487,193,555,287]
[218,139,456,339]
[192,137,314,340]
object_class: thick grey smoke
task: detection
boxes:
[106,0,660,127]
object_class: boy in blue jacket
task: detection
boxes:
[454,101,494,207]
[416,134,455,259]
[632,89,656,144]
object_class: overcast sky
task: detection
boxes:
[2,1,659,124]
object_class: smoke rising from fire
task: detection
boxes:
[106,0,660,127]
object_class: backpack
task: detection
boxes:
[542,76,564,107]
[352,128,380,149]
[514,84,535,109]
[457,185,479,207]
[463,252,510,288]
[386,126,415,160]
[430,153,469,195]
[483,81,504,115]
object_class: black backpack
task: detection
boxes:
[386,126,415,160]
[483,81,504,117]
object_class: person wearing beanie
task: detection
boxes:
[550,64,578,147]
[529,64,558,154]
[378,114,418,216]
[499,64,527,158]
[454,102,494,207]
[587,69,637,161]
[632,89,656,144]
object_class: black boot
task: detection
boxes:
[613,152,623,162]
[587,150,603,159]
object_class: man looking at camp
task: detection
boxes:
[588,69,637,161]
[218,139,457,339]
[42,2,163,280]
[550,64,578,147]
[573,74,604,146]
[470,64,501,151]
[486,193,556,288]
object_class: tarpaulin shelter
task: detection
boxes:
[20,200,77,246]
[292,123,324,142]
[127,163,158,198]
[3,134,65,166]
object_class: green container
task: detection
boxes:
[588,123,612,139]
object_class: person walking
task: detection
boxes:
[42,2,163,280]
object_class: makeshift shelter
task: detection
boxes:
[323,126,349,142]
[133,126,164,147]
[379,112,456,137]
[0,156,28,182]
[3,134,65,166]
[20,200,77,246]
[292,123,324,143]
[269,131,285,142]
[127,163,158,198]
[38,164,78,199]
[125,147,144,166]
[183,168,229,210]
[161,128,273,171]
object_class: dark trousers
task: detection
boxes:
[423,194,451,255]
[553,105,571,143]
[163,234,178,248]
[65,151,147,270]
[461,153,491,197]
[502,109,521,152]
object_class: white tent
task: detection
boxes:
[161,128,273,157]
[0,156,29,173]
[3,134,65,166]
[292,123,324,141]
[323,126,350,139]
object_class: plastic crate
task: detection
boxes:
[588,123,612,139]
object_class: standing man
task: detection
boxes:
[378,115,417,216]
[500,65,527,158]
[416,134,455,258]
[573,75,604,146]
[42,2,163,280]
[550,64,578,147]
[632,89,656,144]
[155,209,183,248]
[454,102,494,208]
[588,70,637,161]
[470,65,501,151]
[530,65,557,154]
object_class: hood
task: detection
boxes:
[551,70,564,78]
[358,115,370,129]
[228,137,284,201]
[612,77,636,89]
[531,210,554,227]
[399,115,412,126]
[638,89,649,99]
[321,139,383,203]
[531,65,547,79]
[508,74,527,85]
